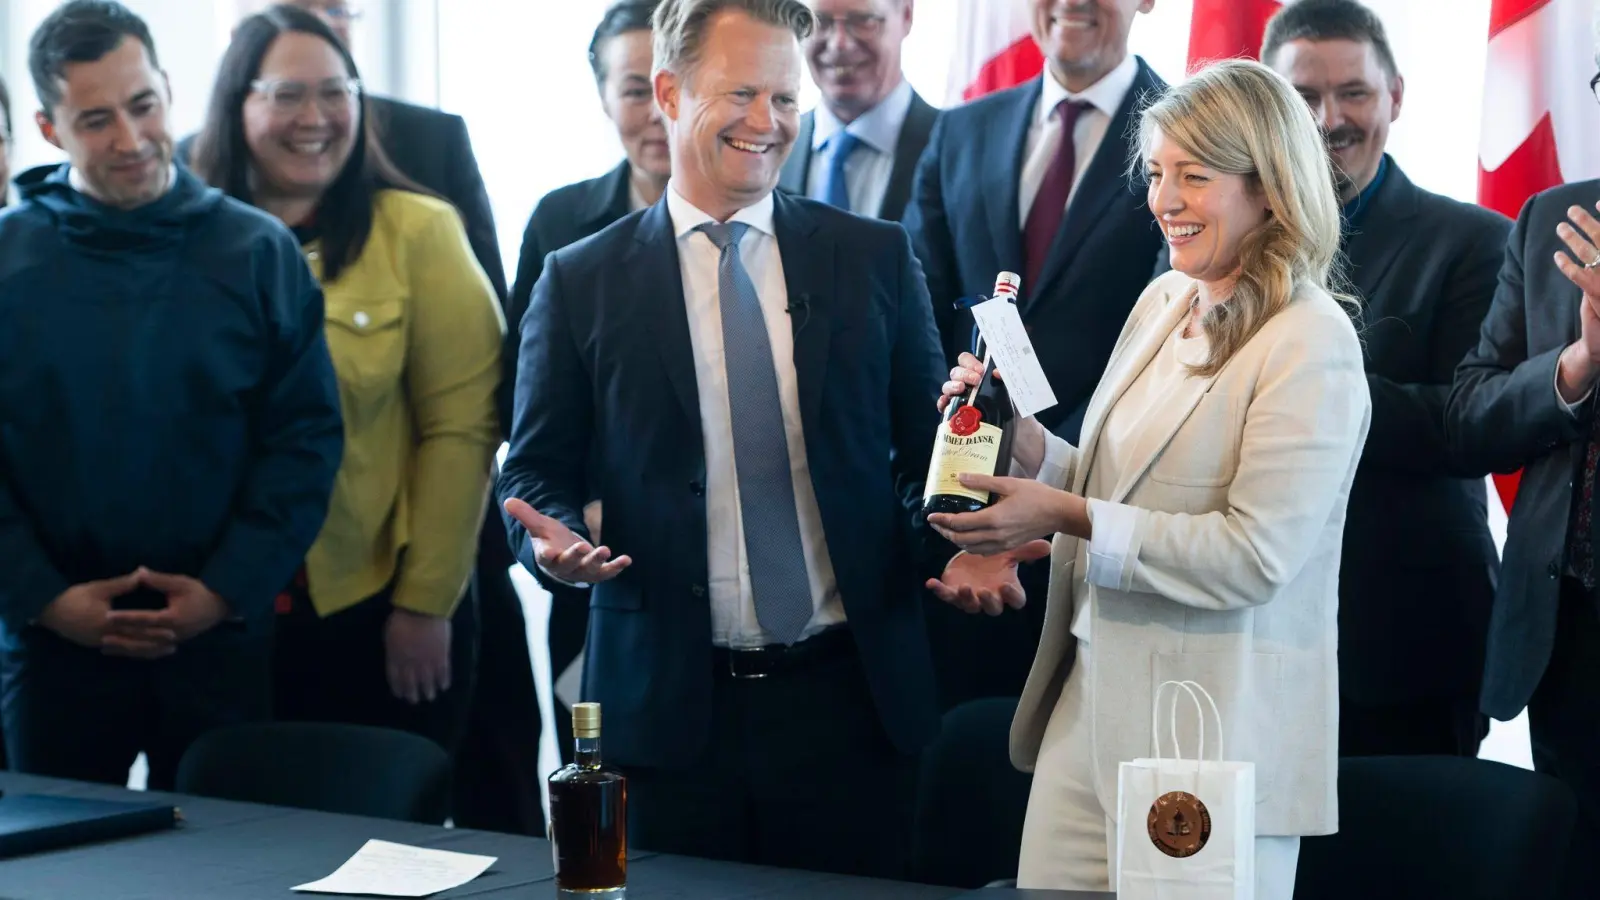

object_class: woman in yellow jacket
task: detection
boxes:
[192,6,503,752]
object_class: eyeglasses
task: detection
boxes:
[251,77,362,115]
[812,12,886,40]
[319,3,362,21]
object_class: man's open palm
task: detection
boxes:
[505,498,631,584]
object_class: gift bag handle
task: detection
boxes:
[1152,680,1224,762]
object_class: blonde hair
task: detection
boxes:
[1136,59,1352,377]
[652,0,813,81]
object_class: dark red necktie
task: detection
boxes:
[1023,99,1092,296]
[1569,418,1600,588]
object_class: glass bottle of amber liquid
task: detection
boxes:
[548,702,627,896]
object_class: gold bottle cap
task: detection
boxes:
[573,702,601,739]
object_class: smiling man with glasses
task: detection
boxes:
[778,0,936,221]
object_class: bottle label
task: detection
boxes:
[924,420,1004,503]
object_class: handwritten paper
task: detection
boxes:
[293,840,497,897]
[969,296,1058,419]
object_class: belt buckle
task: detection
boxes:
[727,646,772,680]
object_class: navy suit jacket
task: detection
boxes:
[902,59,1167,441]
[1447,179,1600,720]
[1338,158,1508,704]
[498,190,947,768]
[778,90,941,222]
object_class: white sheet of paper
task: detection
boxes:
[293,840,497,897]
[969,297,1058,419]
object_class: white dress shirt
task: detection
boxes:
[807,77,915,217]
[665,186,846,648]
[1018,53,1140,228]
[1067,314,1209,642]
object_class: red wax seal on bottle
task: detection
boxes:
[949,405,983,436]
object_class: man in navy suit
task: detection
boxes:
[778,0,937,222]
[902,0,1166,709]
[499,0,1034,879]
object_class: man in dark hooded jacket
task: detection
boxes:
[0,0,343,788]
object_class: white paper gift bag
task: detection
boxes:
[1116,681,1256,900]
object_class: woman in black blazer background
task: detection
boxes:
[503,0,670,764]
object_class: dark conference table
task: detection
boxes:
[0,773,1113,899]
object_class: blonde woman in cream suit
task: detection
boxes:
[927,60,1372,898]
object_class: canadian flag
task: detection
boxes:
[1186,0,1283,71]
[945,0,1044,103]
[1478,0,1600,511]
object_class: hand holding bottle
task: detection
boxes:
[937,351,1048,479]
[928,475,1084,555]
[504,498,631,585]
[938,352,989,414]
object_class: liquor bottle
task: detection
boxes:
[548,702,627,897]
[923,272,1021,515]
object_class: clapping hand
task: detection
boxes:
[504,498,631,584]
[1555,202,1600,401]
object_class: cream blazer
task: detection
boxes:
[1010,270,1371,837]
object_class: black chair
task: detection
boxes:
[1294,755,1575,900]
[174,722,451,824]
[912,697,1033,888]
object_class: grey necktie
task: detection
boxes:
[697,221,813,645]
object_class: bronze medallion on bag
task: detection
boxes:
[1147,790,1212,858]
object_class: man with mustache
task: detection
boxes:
[0,0,342,788]
[902,0,1166,709]
[778,0,936,222]
[499,0,951,878]
[1263,0,1508,759]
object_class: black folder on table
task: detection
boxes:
[0,793,180,858]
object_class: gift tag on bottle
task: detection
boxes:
[969,297,1057,419]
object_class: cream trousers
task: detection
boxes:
[1016,644,1302,897]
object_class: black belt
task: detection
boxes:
[712,626,854,680]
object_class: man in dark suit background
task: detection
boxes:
[779,0,936,221]
[1446,150,1600,900]
[901,0,1166,709]
[499,0,981,878]
[1264,0,1506,759]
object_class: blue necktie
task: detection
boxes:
[697,222,814,645]
[817,131,862,212]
